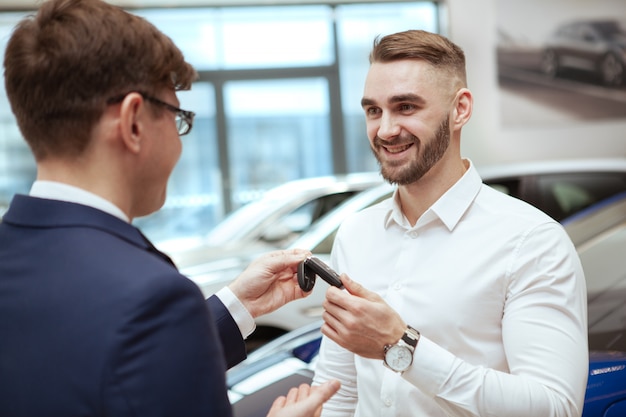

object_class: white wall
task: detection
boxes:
[446,0,626,166]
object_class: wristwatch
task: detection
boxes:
[383,326,420,373]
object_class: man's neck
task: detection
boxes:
[31,178,130,223]
[397,158,468,226]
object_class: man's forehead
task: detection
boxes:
[363,63,436,98]
[363,60,450,102]
[367,59,436,77]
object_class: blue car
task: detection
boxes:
[227,193,626,417]
[585,351,626,417]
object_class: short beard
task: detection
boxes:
[372,115,451,185]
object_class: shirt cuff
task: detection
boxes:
[215,287,256,339]
[402,335,457,396]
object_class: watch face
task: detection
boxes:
[385,345,412,371]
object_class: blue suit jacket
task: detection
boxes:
[0,195,247,416]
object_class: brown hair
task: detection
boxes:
[369,30,467,88]
[3,0,197,160]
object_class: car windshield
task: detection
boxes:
[564,193,626,353]
[591,20,626,38]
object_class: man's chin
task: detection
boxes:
[380,168,409,185]
[380,163,427,186]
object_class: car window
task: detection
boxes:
[312,191,360,221]
[584,222,626,352]
[536,173,626,221]
[311,228,339,254]
[579,25,597,42]
[259,190,360,245]
[310,192,391,254]
[484,179,522,198]
[259,199,319,243]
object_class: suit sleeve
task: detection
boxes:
[105,275,234,417]
[207,294,247,369]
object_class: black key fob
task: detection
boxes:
[297,256,344,292]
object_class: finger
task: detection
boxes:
[320,321,340,341]
[340,274,370,297]
[324,285,348,306]
[281,248,312,262]
[322,289,357,327]
[255,249,310,272]
[289,248,312,257]
[296,383,311,401]
[320,312,354,350]
[268,395,286,412]
[313,380,341,402]
[285,386,299,404]
[322,299,345,329]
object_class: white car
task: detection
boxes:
[225,191,626,417]
[175,158,626,347]
[157,172,383,266]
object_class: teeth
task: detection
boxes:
[385,144,412,154]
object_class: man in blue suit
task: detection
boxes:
[0,0,339,416]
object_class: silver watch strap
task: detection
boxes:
[401,326,420,349]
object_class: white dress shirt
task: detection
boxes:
[313,161,588,417]
[29,181,256,338]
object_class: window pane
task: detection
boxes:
[224,78,331,208]
[337,2,440,172]
[138,6,334,70]
[135,83,222,242]
[136,8,219,70]
[220,6,334,69]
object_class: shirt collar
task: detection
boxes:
[30,180,130,223]
[383,159,483,231]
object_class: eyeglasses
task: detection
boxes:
[107,91,195,136]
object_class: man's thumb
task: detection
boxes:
[340,274,369,297]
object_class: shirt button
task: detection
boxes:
[408,231,418,238]
[393,282,402,290]
[384,398,392,407]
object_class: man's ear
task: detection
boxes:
[118,92,145,154]
[452,88,473,131]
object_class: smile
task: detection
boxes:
[383,143,413,154]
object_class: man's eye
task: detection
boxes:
[400,104,415,111]
[365,107,380,116]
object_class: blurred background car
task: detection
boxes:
[540,19,626,87]
[156,172,383,260]
[170,158,626,347]
[226,191,626,417]
[564,192,626,354]
[178,181,396,347]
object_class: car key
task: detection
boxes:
[297,256,344,292]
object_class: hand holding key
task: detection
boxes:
[297,257,344,291]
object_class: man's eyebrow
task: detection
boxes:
[361,93,426,108]
[361,97,376,108]
[389,93,426,105]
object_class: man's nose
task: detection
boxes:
[376,113,401,140]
